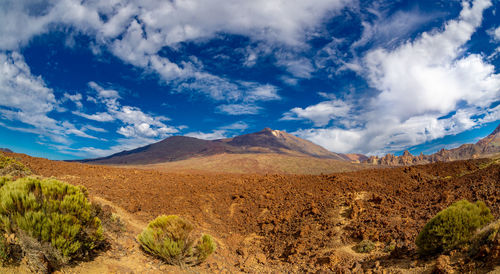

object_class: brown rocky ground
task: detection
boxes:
[121,153,370,175]
[1,152,499,273]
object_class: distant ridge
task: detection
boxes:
[79,128,348,165]
[0,148,13,153]
[365,123,500,166]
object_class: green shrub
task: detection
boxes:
[384,240,396,253]
[0,234,9,265]
[0,176,104,271]
[0,153,31,177]
[468,219,500,260]
[354,239,375,253]
[416,200,493,255]
[138,215,216,266]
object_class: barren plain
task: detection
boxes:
[1,152,498,273]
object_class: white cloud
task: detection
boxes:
[275,52,315,79]
[219,121,249,131]
[175,73,241,101]
[0,51,97,143]
[0,0,101,50]
[280,75,299,86]
[0,0,350,102]
[488,26,500,60]
[351,9,440,50]
[185,121,250,140]
[363,0,497,121]
[185,130,227,140]
[89,81,121,100]
[56,136,159,158]
[0,51,180,157]
[116,0,351,47]
[295,127,363,154]
[244,83,281,102]
[216,104,262,115]
[63,93,83,108]
[291,0,500,154]
[282,100,351,127]
[72,111,115,122]
[491,26,500,41]
[83,125,107,133]
[78,82,179,139]
[479,104,500,124]
[0,52,56,114]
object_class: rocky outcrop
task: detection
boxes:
[364,124,500,166]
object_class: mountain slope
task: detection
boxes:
[365,123,500,165]
[219,128,346,160]
[124,153,367,175]
[79,136,239,165]
[80,128,347,165]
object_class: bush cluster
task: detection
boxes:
[0,234,9,265]
[416,200,493,255]
[138,215,216,266]
[0,176,104,272]
[468,219,500,260]
[0,153,31,177]
[354,239,375,253]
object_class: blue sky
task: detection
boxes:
[0,0,499,160]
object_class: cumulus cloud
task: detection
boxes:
[364,0,497,120]
[291,0,500,154]
[0,51,97,143]
[77,82,178,139]
[243,83,281,102]
[282,100,351,127]
[63,93,83,108]
[0,0,351,102]
[0,0,101,50]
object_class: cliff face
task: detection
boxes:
[365,149,452,166]
[365,124,500,166]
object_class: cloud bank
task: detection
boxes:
[293,0,500,154]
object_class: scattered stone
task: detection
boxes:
[255,252,267,264]
[433,255,453,274]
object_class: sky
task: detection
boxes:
[0,0,499,160]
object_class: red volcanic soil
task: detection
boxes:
[6,152,500,272]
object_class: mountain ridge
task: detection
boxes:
[78,124,500,166]
[79,128,348,165]
[365,124,500,165]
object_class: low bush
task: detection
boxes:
[384,240,396,253]
[0,153,31,177]
[416,200,493,255]
[0,176,104,272]
[0,233,9,265]
[138,215,216,266]
[354,239,375,253]
[468,219,499,262]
